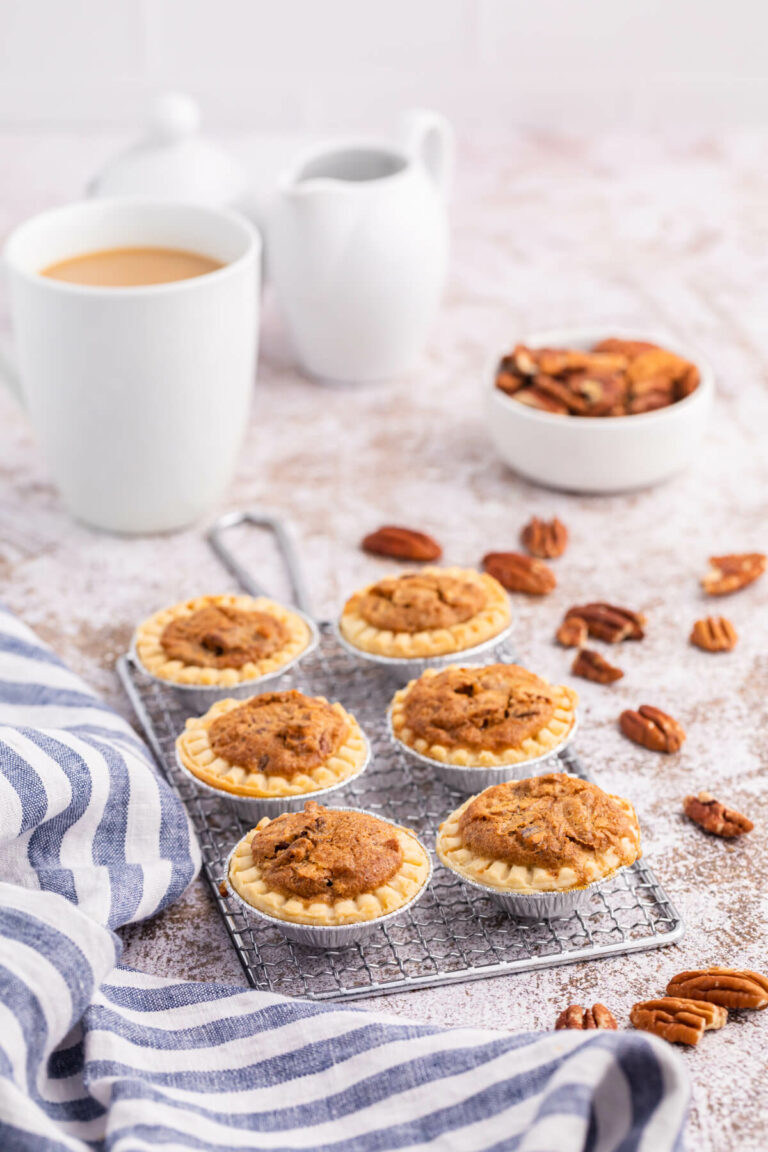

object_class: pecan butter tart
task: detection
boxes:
[390,664,578,767]
[176,690,368,799]
[339,566,511,659]
[436,773,641,893]
[134,594,313,686]
[228,802,431,926]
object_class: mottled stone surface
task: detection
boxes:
[2,130,768,1150]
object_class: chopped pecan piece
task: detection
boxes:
[627,389,676,414]
[482,552,556,595]
[513,386,569,414]
[565,603,645,642]
[619,706,686,753]
[571,648,623,684]
[361,525,442,562]
[701,553,766,596]
[593,338,660,360]
[630,997,727,1046]
[556,616,587,648]
[666,968,768,1011]
[520,516,568,559]
[684,793,753,838]
[690,616,738,652]
[555,1003,618,1030]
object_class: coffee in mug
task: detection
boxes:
[2,199,260,534]
[41,246,224,287]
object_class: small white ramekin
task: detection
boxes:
[174,728,371,822]
[130,605,320,713]
[388,707,580,795]
[486,327,714,493]
[223,810,433,946]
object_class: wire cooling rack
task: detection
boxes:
[118,512,684,1002]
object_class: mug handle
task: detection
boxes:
[405,109,455,199]
[0,340,24,407]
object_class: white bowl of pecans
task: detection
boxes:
[486,328,714,493]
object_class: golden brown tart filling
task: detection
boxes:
[249,803,403,903]
[340,566,510,659]
[176,691,368,799]
[228,802,431,926]
[437,773,641,892]
[208,691,348,779]
[358,572,487,633]
[160,606,289,669]
[391,664,577,766]
[134,594,312,686]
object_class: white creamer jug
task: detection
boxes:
[268,110,454,383]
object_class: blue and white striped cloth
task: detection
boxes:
[0,603,689,1151]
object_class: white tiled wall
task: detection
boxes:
[1,0,767,136]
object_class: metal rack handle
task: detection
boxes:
[206,511,314,619]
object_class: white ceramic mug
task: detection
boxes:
[2,198,260,533]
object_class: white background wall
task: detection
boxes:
[1,0,767,138]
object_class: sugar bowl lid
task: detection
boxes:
[88,92,247,207]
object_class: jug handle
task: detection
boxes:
[405,109,455,199]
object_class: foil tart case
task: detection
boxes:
[130,605,320,713]
[387,704,580,795]
[332,618,515,683]
[441,861,627,920]
[174,728,371,822]
[223,809,434,947]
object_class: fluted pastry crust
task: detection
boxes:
[390,664,578,766]
[229,814,431,925]
[436,774,641,893]
[177,693,367,798]
[339,567,510,658]
[134,594,312,686]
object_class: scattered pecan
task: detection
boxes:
[482,552,556,595]
[619,706,686,753]
[555,1003,618,1030]
[566,603,645,643]
[684,793,753,838]
[556,616,587,648]
[571,648,623,684]
[520,516,568,559]
[690,616,738,652]
[361,526,442,562]
[666,968,768,1011]
[630,997,727,1046]
[701,553,766,596]
[218,880,229,898]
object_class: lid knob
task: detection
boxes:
[147,92,201,144]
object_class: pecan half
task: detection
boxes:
[666,968,768,1011]
[684,793,753,838]
[619,705,686,753]
[482,552,556,595]
[702,553,766,596]
[521,516,568,559]
[630,997,727,1046]
[571,648,623,684]
[555,1003,618,1030]
[690,616,738,652]
[566,603,645,643]
[556,616,587,648]
[361,526,442,562]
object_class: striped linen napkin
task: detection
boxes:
[0,603,689,1151]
